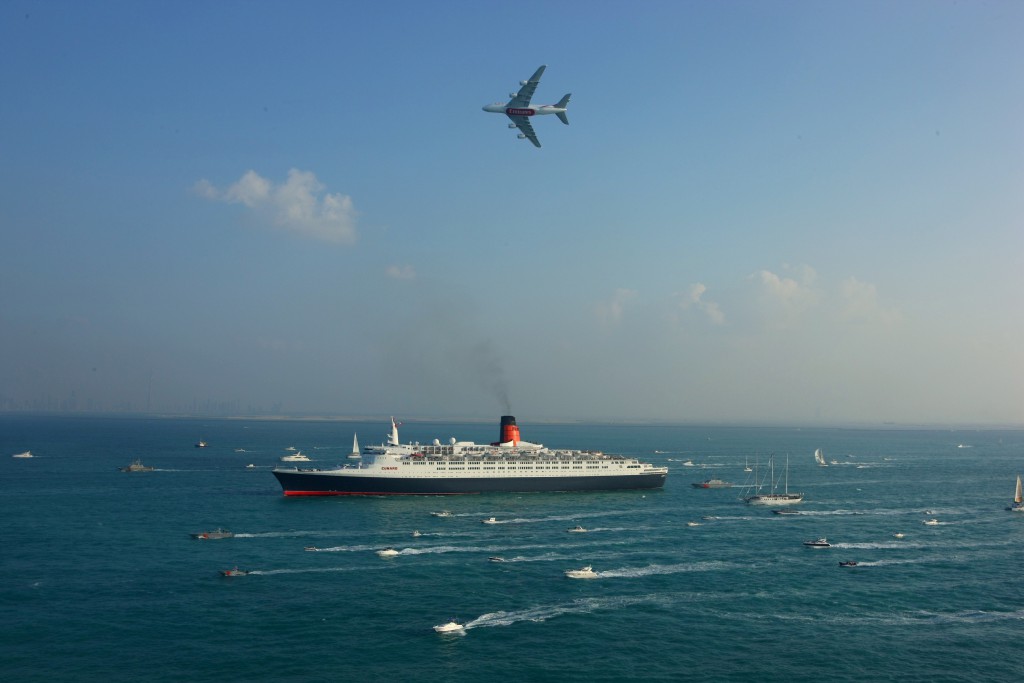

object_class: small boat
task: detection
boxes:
[433,620,465,634]
[692,479,732,489]
[220,567,248,577]
[814,448,827,467]
[12,450,33,458]
[893,532,905,539]
[191,528,233,540]
[686,521,701,527]
[681,460,695,467]
[772,508,800,515]
[567,525,588,533]
[488,556,505,563]
[838,561,858,568]
[565,565,599,579]
[119,459,154,472]
[1007,475,1024,512]
[803,538,831,548]
[376,547,400,557]
[482,517,499,524]
[304,546,318,552]
[923,519,940,526]
[245,463,256,468]
[195,440,208,448]
[348,433,362,459]
[234,448,247,453]
[411,530,422,537]
[431,511,453,518]
[744,457,752,472]
[280,451,311,462]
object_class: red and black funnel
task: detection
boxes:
[499,415,520,446]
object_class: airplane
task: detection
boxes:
[482,65,570,148]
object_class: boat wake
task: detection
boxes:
[582,561,735,579]
[460,594,667,631]
[246,566,361,576]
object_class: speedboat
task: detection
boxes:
[772,508,800,515]
[433,620,465,634]
[686,521,701,527]
[803,538,831,548]
[893,532,905,539]
[482,517,499,524]
[567,525,587,533]
[245,463,256,468]
[923,519,940,525]
[191,528,234,540]
[488,556,505,563]
[431,511,453,518]
[838,561,858,568]
[12,451,33,458]
[195,440,208,448]
[220,567,248,577]
[304,546,318,552]
[692,479,732,489]
[565,565,599,579]
[411,530,422,537]
[376,547,400,557]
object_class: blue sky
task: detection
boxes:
[2,0,1021,424]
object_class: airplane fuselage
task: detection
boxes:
[482,103,566,117]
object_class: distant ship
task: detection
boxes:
[120,459,154,472]
[692,478,732,489]
[191,528,234,540]
[744,455,803,505]
[195,440,208,448]
[272,415,668,496]
[12,450,33,458]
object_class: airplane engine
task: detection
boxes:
[508,123,517,129]
[517,133,526,139]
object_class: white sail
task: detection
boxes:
[814,448,827,466]
[1015,475,1022,505]
[348,433,362,459]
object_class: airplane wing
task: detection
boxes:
[508,65,546,108]
[507,114,541,148]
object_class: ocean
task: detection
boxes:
[2,415,1022,682]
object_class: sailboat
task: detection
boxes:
[1007,475,1024,512]
[813,448,827,467]
[348,433,361,459]
[744,457,753,473]
[745,454,803,505]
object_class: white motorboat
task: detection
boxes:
[803,538,831,548]
[433,620,465,634]
[12,450,33,458]
[376,547,400,557]
[431,511,453,518]
[686,521,701,527]
[482,517,499,524]
[923,519,940,526]
[565,565,599,579]
[893,532,905,539]
[280,451,311,462]
[411,530,422,537]
[567,525,588,533]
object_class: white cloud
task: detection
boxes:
[195,169,357,244]
[675,283,725,325]
[386,264,416,280]
[595,288,638,327]
[838,277,901,324]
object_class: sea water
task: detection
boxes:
[2,415,1022,682]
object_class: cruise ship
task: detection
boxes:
[272,416,668,496]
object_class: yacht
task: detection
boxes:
[376,547,400,557]
[433,620,465,634]
[802,538,831,548]
[564,565,599,579]
[12,450,33,458]
[567,525,588,533]
[280,451,311,462]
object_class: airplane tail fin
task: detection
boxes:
[556,94,571,125]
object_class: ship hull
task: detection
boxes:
[273,469,667,496]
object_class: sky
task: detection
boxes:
[1,0,1022,425]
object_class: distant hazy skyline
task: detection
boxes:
[2,1,1021,425]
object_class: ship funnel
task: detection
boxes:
[499,415,520,446]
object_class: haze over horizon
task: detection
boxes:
[2,1,1022,426]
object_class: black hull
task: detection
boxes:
[273,470,667,496]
